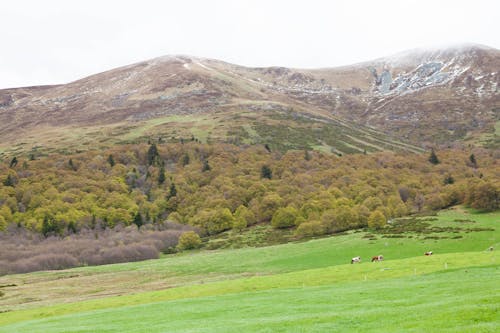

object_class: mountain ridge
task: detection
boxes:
[0,45,498,156]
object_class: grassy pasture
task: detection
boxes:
[0,208,498,331]
[5,266,500,333]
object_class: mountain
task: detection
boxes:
[0,44,498,156]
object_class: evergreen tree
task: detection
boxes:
[41,216,59,236]
[428,149,440,165]
[147,143,159,166]
[3,174,14,187]
[133,212,143,228]
[261,165,272,179]
[443,174,455,185]
[167,182,177,199]
[68,158,76,171]
[202,160,211,172]
[181,153,190,166]
[469,154,477,167]
[107,154,115,167]
[158,166,166,184]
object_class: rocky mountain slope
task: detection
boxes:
[0,44,498,156]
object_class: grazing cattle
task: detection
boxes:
[351,256,361,264]
[371,255,384,262]
[425,251,433,256]
[488,246,494,252]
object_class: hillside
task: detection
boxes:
[0,208,498,331]
[0,45,498,156]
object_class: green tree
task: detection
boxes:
[295,220,324,238]
[234,205,256,226]
[469,154,477,168]
[9,157,18,168]
[133,212,143,228]
[167,182,177,199]
[271,206,298,229]
[261,165,272,179]
[41,215,60,236]
[147,144,160,166]
[321,206,359,233]
[158,166,166,184]
[368,210,386,229]
[177,231,202,251]
[68,158,76,171]
[232,215,247,232]
[3,174,15,187]
[107,154,115,167]
[202,160,211,172]
[428,149,440,165]
[443,174,454,185]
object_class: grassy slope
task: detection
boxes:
[0,208,498,331]
[2,266,498,333]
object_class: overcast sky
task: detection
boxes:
[1,0,498,89]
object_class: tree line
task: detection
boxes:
[0,143,498,238]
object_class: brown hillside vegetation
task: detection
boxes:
[0,45,498,157]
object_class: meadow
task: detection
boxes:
[0,208,498,332]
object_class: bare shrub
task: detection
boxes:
[0,221,197,275]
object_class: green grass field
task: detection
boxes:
[0,208,498,332]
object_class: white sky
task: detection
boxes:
[0,0,498,89]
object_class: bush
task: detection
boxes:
[465,181,499,211]
[0,222,194,275]
[295,221,324,238]
[368,210,386,229]
[177,231,202,251]
[271,207,298,229]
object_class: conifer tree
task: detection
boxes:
[428,149,440,165]
[261,165,272,179]
[107,154,115,167]
[133,212,143,228]
[158,166,166,184]
[202,160,211,172]
[469,153,477,167]
[167,182,177,199]
[147,143,159,166]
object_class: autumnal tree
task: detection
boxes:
[234,205,256,226]
[177,231,202,250]
[271,206,298,229]
[295,220,324,238]
[368,210,386,229]
[466,181,499,211]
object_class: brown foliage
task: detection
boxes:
[0,222,196,275]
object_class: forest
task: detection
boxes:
[0,142,498,274]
